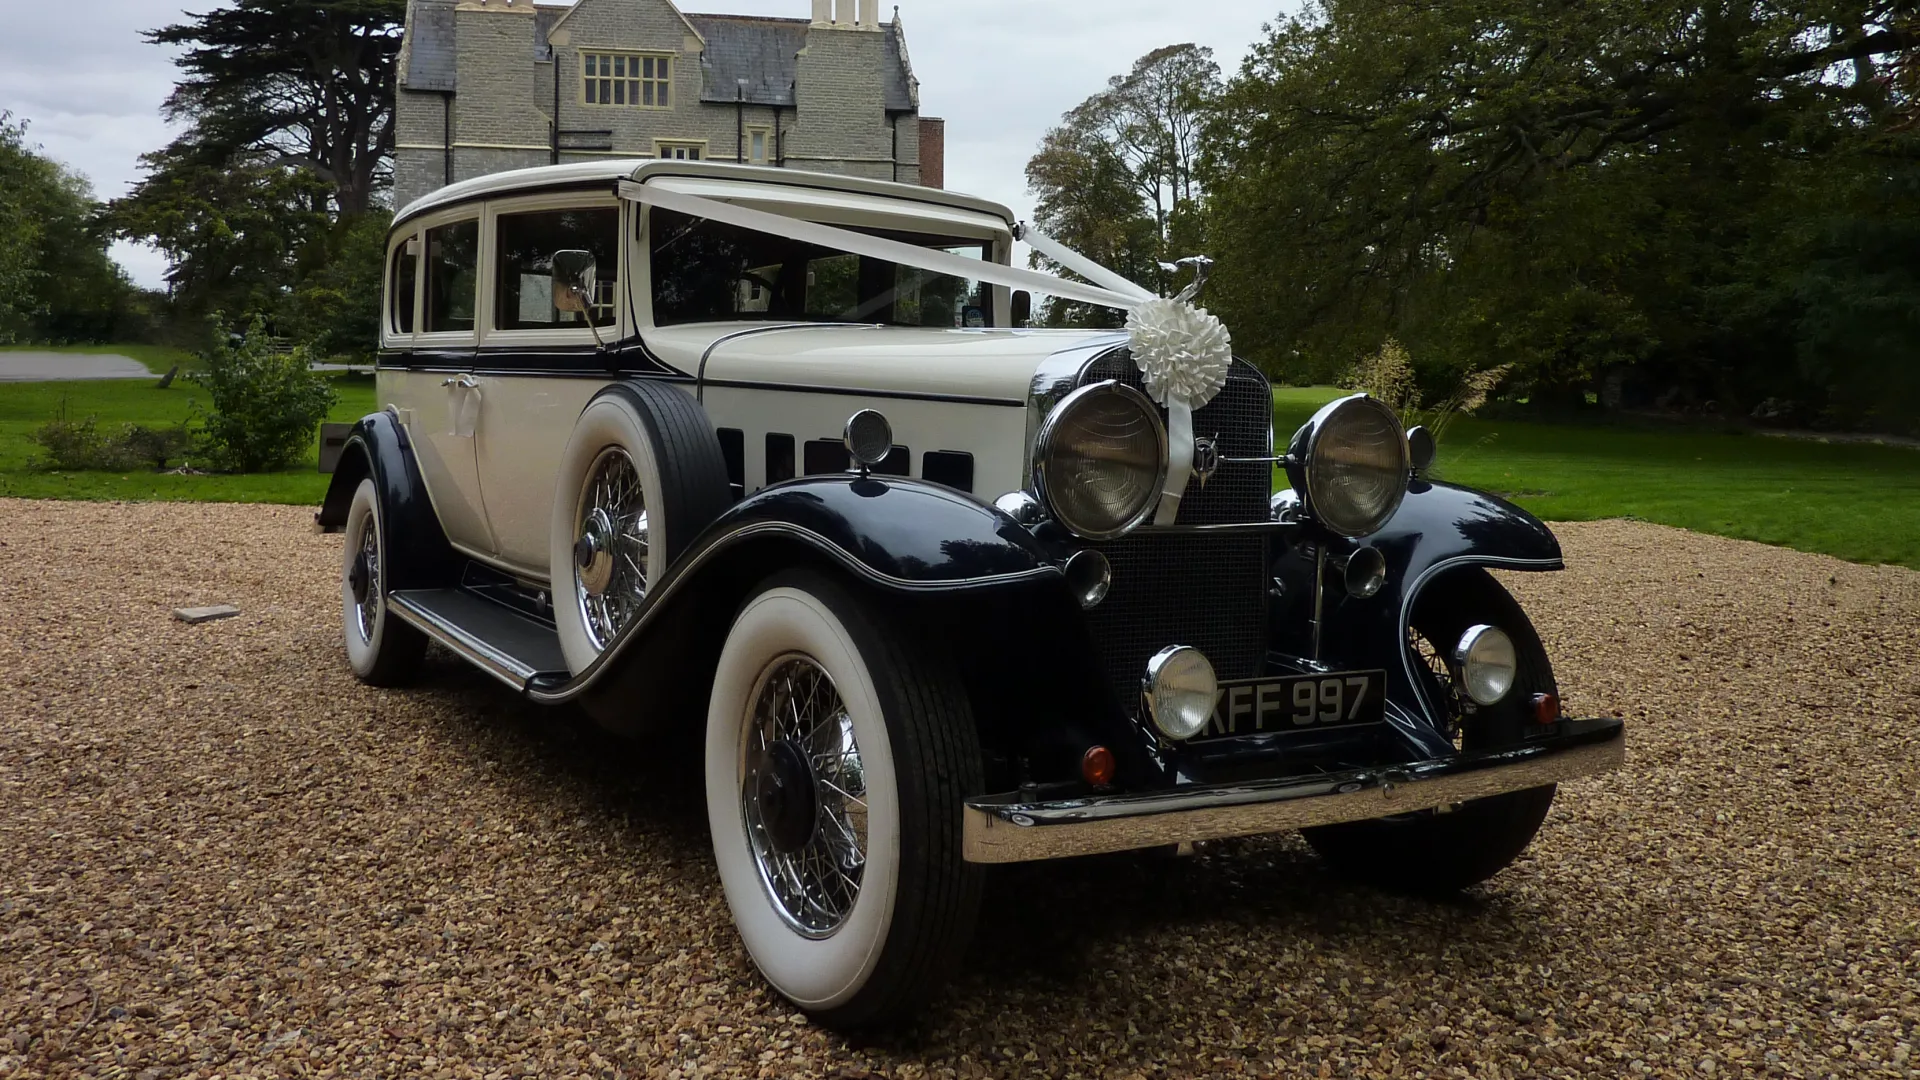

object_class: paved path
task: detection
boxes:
[0,351,153,382]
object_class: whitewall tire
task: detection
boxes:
[341,478,426,686]
[550,383,731,675]
[705,572,982,1028]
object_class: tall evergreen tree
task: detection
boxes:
[147,0,406,214]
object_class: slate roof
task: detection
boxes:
[402,0,458,92]
[684,12,917,111]
[684,14,808,106]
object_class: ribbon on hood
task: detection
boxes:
[619,180,1234,524]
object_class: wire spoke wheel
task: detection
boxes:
[741,654,868,938]
[353,511,382,643]
[572,447,651,651]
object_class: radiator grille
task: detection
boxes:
[1083,532,1269,706]
[1083,351,1274,526]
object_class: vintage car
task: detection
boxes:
[317,159,1625,1028]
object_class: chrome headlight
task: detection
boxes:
[1034,381,1168,540]
[1285,395,1410,538]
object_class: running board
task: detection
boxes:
[388,589,570,692]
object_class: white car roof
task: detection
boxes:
[391,159,1019,234]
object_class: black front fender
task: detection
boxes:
[533,476,1067,721]
[1307,481,1563,749]
[314,412,460,591]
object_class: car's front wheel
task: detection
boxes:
[340,477,427,686]
[704,572,982,1029]
[1303,569,1558,894]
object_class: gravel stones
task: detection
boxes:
[2,501,1916,1078]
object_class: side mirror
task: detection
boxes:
[550,250,597,315]
[549,249,606,347]
[1011,290,1033,328]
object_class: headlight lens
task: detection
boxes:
[1454,625,1518,706]
[1144,645,1217,740]
[1287,395,1410,538]
[1034,381,1168,540]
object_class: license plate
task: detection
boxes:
[1197,669,1388,740]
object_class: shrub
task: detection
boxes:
[1344,338,1510,449]
[31,414,194,471]
[192,315,336,472]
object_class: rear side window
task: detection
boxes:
[389,236,418,334]
[425,219,479,333]
[495,207,620,330]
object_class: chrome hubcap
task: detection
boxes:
[742,655,867,938]
[573,448,649,651]
[352,514,380,642]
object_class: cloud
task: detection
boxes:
[4,0,1296,288]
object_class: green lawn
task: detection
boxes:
[0,342,201,375]
[1273,387,1920,570]
[0,374,376,504]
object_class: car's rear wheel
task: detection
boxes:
[550,382,731,674]
[704,571,982,1029]
[1303,569,1558,894]
[341,477,427,686]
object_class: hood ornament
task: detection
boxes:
[1193,435,1221,489]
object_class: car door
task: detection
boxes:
[392,210,496,557]
[472,194,627,580]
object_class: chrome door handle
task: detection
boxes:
[442,375,479,389]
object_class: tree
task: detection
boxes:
[108,147,330,339]
[1202,0,1920,429]
[148,0,406,215]
[1026,45,1222,322]
[0,114,136,344]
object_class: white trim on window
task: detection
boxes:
[581,50,673,109]
[479,191,629,350]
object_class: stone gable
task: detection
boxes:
[393,0,943,209]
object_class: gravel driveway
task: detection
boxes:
[2,501,1915,1079]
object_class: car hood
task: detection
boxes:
[645,323,1129,404]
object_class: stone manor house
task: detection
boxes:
[394,0,946,209]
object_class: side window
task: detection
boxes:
[425,219,479,334]
[494,207,620,330]
[390,236,418,334]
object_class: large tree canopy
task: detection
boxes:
[0,115,136,344]
[1026,45,1222,325]
[148,0,406,214]
[1199,0,1920,430]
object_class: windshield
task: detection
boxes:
[648,207,994,328]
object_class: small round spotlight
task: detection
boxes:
[1063,549,1112,609]
[1342,546,1388,599]
[1407,425,1437,473]
[1143,645,1217,741]
[843,410,893,469]
[1454,625,1517,706]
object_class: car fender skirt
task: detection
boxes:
[313,412,461,591]
[529,476,1065,717]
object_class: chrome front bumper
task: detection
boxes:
[961,718,1625,864]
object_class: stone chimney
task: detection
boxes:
[834,0,853,26]
[811,0,831,26]
[858,0,879,28]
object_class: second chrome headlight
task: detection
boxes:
[1034,381,1168,540]
[1286,394,1411,538]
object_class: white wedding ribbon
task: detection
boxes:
[618,180,1226,523]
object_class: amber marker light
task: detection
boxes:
[1532,692,1561,725]
[1081,746,1116,788]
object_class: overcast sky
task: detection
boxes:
[1,0,1297,289]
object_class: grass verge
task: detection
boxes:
[1273,387,1920,570]
[0,374,376,504]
